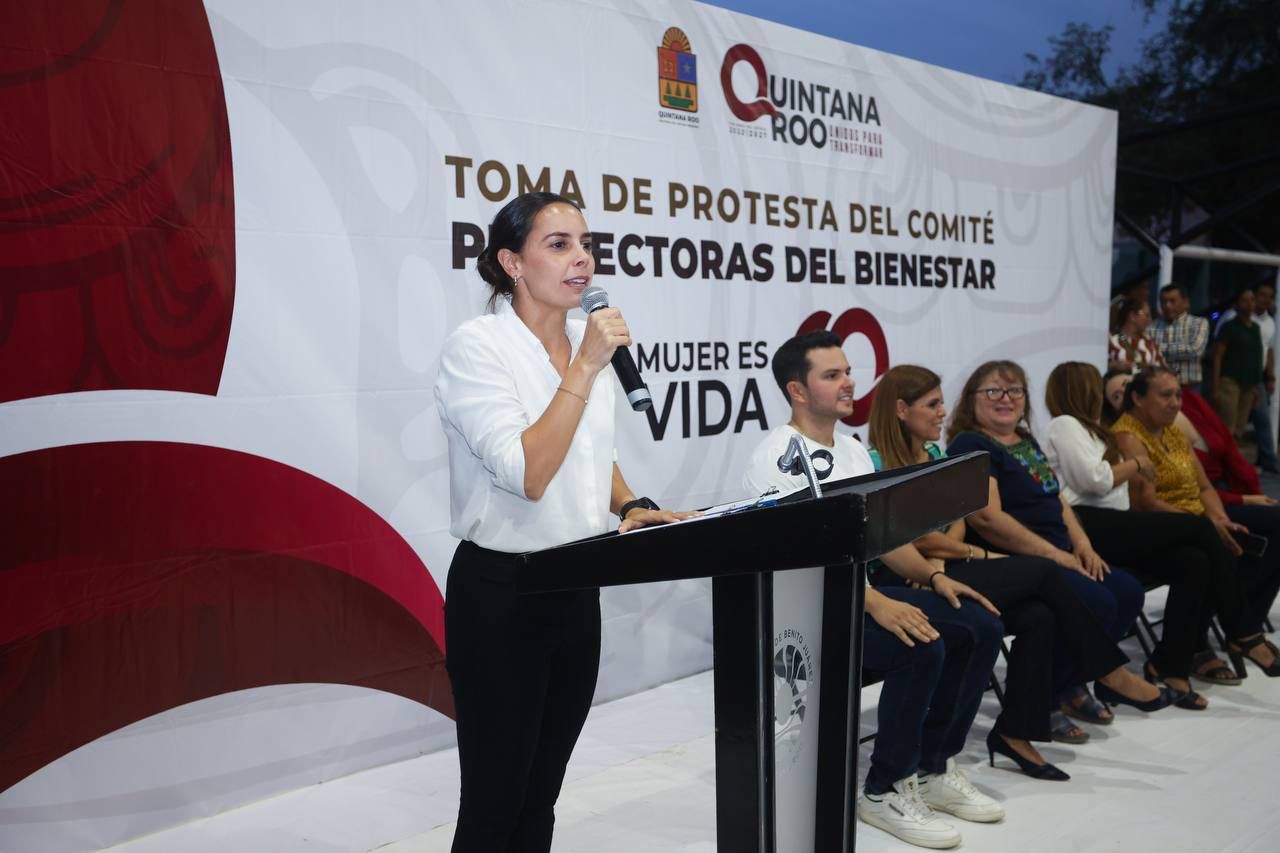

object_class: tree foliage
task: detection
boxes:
[1020,0,1280,251]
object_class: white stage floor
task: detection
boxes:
[109,600,1280,853]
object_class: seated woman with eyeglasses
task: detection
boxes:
[868,365,1172,780]
[946,361,1163,726]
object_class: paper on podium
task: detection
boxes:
[621,493,782,533]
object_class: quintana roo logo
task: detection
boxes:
[798,308,890,427]
[774,627,814,766]
[658,27,698,112]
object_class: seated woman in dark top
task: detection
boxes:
[868,365,1172,779]
[946,360,1153,724]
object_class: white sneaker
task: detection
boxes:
[919,758,1006,823]
[857,774,961,849]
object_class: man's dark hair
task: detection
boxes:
[771,331,842,404]
[1159,283,1188,299]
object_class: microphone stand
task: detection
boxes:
[777,433,823,499]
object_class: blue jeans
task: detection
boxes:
[862,588,1003,793]
[1251,391,1278,471]
[1053,567,1144,694]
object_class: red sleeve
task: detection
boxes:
[1217,488,1244,506]
[1220,441,1263,496]
[1185,390,1263,498]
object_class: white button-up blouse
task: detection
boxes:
[434,298,617,553]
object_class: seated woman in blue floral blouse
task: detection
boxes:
[945,360,1164,729]
[868,364,1172,778]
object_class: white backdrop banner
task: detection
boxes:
[0,0,1113,849]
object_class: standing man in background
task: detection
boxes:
[1211,287,1264,442]
[1152,283,1210,394]
[1214,281,1279,473]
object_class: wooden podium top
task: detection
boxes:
[516,451,989,593]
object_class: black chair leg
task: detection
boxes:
[1134,612,1158,662]
[989,673,1005,707]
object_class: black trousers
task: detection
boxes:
[445,541,601,853]
[1224,503,1280,633]
[1074,505,1251,675]
[942,557,1127,742]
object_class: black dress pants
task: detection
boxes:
[1224,503,1280,633]
[445,541,601,853]
[942,556,1127,742]
[1074,505,1252,675]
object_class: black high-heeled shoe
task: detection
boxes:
[1143,661,1207,711]
[1228,635,1280,677]
[1093,680,1175,712]
[985,727,1070,781]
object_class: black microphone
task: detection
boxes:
[579,286,652,411]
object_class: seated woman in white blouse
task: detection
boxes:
[435,193,696,852]
[1044,361,1252,708]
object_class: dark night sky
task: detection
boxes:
[702,0,1164,86]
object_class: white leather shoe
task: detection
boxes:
[858,774,962,849]
[919,758,1006,823]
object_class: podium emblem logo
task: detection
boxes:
[773,627,814,765]
[658,27,698,112]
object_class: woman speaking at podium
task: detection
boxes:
[435,192,692,852]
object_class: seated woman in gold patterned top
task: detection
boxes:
[1113,367,1280,679]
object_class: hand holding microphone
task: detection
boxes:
[580,286,652,412]
[578,304,629,372]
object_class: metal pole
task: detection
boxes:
[1273,266,1280,449]
[1158,244,1175,288]
[1172,245,1280,267]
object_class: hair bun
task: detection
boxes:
[475,250,505,289]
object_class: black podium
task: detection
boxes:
[517,451,989,853]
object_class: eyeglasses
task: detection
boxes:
[974,386,1026,401]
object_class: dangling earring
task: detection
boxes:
[511,274,521,288]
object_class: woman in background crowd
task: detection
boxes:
[1109,301,1166,375]
[1102,368,1130,425]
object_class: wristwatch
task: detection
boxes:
[619,496,659,520]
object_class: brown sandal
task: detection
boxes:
[1190,650,1243,686]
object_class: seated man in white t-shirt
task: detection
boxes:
[743,332,1006,850]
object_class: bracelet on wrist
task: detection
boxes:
[618,496,659,521]
[966,544,974,562]
[557,385,588,404]
[928,570,946,589]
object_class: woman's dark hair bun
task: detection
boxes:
[475,251,505,291]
